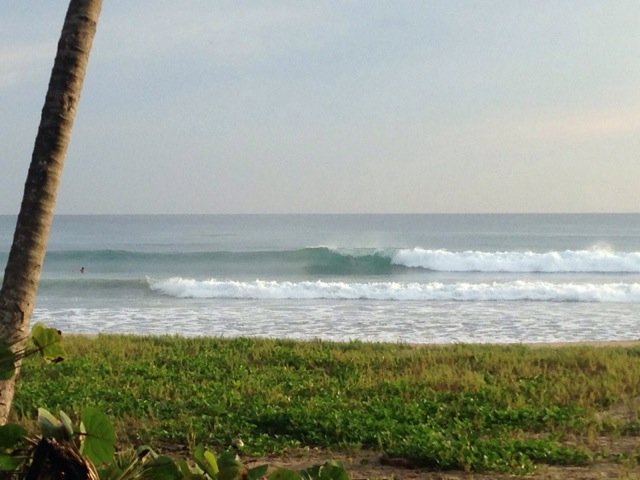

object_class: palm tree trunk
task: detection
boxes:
[0,0,102,425]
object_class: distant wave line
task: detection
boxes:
[13,246,640,275]
[38,278,151,289]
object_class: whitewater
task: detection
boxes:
[2,213,640,343]
[391,247,640,272]
[148,277,640,303]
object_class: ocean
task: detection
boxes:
[1,213,640,344]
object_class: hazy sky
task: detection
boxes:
[2,2,640,214]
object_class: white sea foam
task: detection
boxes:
[148,277,640,303]
[33,301,640,344]
[391,248,640,272]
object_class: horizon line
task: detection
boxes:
[1,212,640,217]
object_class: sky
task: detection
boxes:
[2,1,640,215]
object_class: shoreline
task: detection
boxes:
[521,338,640,348]
[65,333,640,348]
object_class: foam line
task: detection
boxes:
[148,277,640,303]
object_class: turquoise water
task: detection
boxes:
[1,214,640,343]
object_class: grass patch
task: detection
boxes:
[11,335,640,473]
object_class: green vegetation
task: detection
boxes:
[10,335,640,474]
[1,405,350,479]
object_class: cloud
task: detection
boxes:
[508,106,640,143]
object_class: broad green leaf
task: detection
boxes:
[0,424,26,449]
[0,453,24,471]
[58,411,74,440]
[217,450,241,468]
[318,462,350,480]
[248,464,269,480]
[143,456,181,480]
[38,408,66,440]
[177,459,191,476]
[205,449,222,471]
[0,342,16,380]
[195,449,245,480]
[79,408,115,465]
[269,468,302,480]
[299,461,350,480]
[299,465,321,480]
[177,459,207,479]
[31,323,66,362]
[194,444,218,477]
[218,465,247,480]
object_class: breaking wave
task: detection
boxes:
[391,248,640,273]
[148,277,640,303]
[36,247,640,276]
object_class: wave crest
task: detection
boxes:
[148,277,640,303]
[391,248,640,273]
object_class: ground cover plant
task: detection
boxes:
[0,404,350,479]
[10,334,640,476]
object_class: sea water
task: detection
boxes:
[1,213,640,343]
